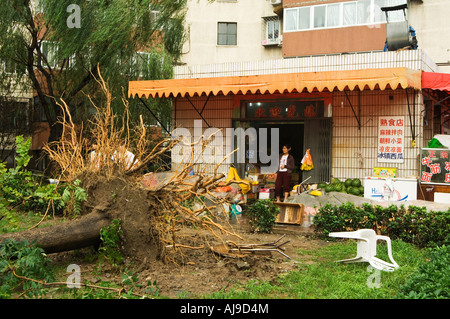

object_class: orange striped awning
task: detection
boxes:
[128,67,421,99]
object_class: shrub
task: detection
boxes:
[314,202,450,248]
[396,245,450,299]
[246,200,279,233]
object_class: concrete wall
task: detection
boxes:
[409,0,450,73]
[180,0,283,65]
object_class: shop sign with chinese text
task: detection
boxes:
[378,116,405,163]
[420,148,450,185]
[246,100,324,119]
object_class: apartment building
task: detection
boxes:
[180,0,283,65]
[130,0,450,201]
[179,0,450,72]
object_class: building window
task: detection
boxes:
[217,22,237,45]
[132,51,151,77]
[374,0,387,23]
[41,41,59,69]
[3,59,26,75]
[284,8,297,32]
[343,2,357,26]
[314,5,326,28]
[357,0,371,25]
[298,7,311,30]
[327,4,340,28]
[283,0,407,33]
[1,101,28,131]
[262,17,281,46]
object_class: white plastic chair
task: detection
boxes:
[329,229,399,272]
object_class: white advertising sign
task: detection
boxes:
[377,116,405,163]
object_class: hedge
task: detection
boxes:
[313,202,450,248]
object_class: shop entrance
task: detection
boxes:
[232,118,332,187]
[232,97,332,188]
[250,121,304,185]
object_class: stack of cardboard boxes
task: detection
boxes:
[259,173,276,200]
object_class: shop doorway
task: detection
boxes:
[232,118,331,186]
[251,121,304,185]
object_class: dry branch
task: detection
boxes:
[14,67,242,262]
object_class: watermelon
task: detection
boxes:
[358,186,364,194]
[334,183,344,192]
[344,179,353,187]
[348,187,360,195]
[351,178,362,187]
[325,185,334,192]
[318,182,327,189]
[332,178,341,184]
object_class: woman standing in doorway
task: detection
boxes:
[275,144,295,202]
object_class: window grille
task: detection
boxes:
[262,16,281,46]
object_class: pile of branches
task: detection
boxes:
[41,68,241,261]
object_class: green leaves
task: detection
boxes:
[246,200,280,233]
[99,219,124,265]
[0,136,88,217]
[0,239,55,298]
[14,135,31,170]
[314,202,450,248]
[0,136,35,208]
[396,245,450,299]
[59,179,88,217]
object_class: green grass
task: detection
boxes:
[0,210,56,234]
[206,239,426,299]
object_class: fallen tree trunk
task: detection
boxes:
[0,211,111,254]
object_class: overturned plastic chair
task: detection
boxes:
[329,229,399,272]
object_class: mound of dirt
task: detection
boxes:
[81,173,165,263]
[40,171,348,298]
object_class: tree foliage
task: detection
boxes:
[0,0,187,140]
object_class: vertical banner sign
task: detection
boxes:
[420,148,450,185]
[378,116,405,163]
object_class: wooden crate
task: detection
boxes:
[275,202,304,225]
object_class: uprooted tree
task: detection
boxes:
[0,71,246,264]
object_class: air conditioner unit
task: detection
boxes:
[270,0,282,6]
